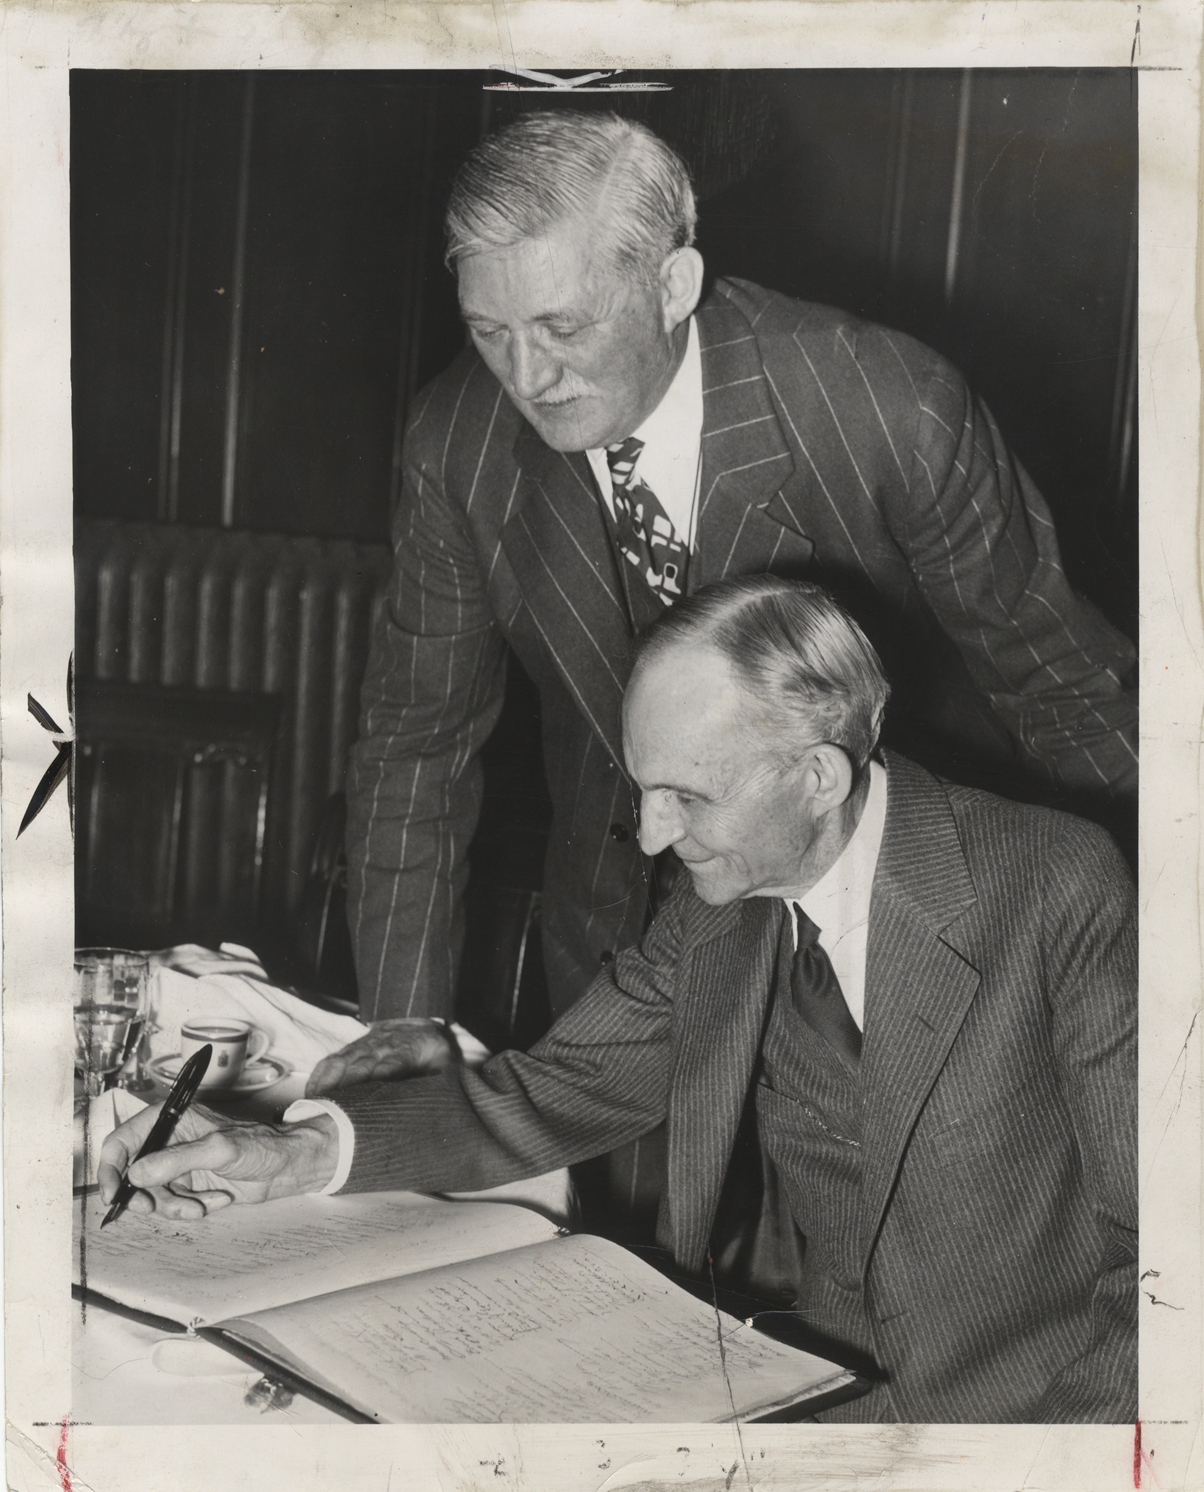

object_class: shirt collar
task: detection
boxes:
[629,314,701,450]
[790,759,888,943]
[587,315,701,461]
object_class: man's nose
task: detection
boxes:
[638,790,684,856]
[507,334,560,401]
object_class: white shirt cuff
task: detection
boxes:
[282,1098,355,1195]
[444,1019,491,1068]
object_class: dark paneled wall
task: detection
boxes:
[71,71,483,540]
[697,71,1138,633]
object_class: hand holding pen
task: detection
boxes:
[97,1057,343,1223]
[101,1044,213,1226]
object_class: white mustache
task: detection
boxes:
[528,379,591,407]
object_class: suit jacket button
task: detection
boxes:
[609,823,630,843]
[599,949,614,964]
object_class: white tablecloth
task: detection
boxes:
[72,1304,343,1424]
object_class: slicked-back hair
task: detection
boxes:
[445,111,697,285]
[634,576,891,773]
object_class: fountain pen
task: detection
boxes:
[100,1042,212,1228]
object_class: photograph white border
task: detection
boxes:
[2,5,1200,1489]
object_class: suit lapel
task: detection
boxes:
[500,421,632,770]
[695,291,812,584]
[666,896,780,1268]
[858,753,981,1264]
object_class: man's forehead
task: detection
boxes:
[632,642,733,697]
[626,646,746,753]
[457,222,620,313]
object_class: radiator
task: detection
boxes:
[75,519,393,922]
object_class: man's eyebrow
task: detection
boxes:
[459,308,589,327]
[640,780,714,801]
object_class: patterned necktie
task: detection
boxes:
[790,907,862,1069]
[605,436,689,605]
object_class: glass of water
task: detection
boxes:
[74,948,150,1098]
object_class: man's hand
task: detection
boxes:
[97,1103,340,1221]
[304,1018,459,1098]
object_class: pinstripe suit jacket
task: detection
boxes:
[347,279,1138,1021]
[335,752,1138,1423]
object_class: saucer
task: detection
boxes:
[148,1053,291,1093]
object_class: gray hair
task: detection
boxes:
[445,112,697,284]
[634,576,890,773]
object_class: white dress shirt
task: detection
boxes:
[783,760,888,1031]
[585,316,703,551]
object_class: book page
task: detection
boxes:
[73,1189,559,1327]
[223,1233,853,1422]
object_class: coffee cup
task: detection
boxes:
[180,1019,269,1088]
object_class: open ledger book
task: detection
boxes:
[74,1190,856,1422]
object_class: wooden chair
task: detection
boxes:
[456,881,550,1053]
[76,684,552,1051]
[75,680,280,951]
[287,791,357,1008]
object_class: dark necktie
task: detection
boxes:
[605,436,689,605]
[790,907,862,1070]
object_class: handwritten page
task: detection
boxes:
[74,1189,559,1326]
[222,1233,852,1422]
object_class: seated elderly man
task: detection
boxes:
[100,576,1137,1424]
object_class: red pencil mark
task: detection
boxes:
[1133,1421,1162,1489]
[57,1415,72,1492]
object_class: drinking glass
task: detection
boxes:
[73,948,150,1098]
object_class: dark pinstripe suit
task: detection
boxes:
[347,279,1137,1021]
[334,752,1138,1423]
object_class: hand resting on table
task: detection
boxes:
[97,1104,340,1221]
[304,1017,459,1098]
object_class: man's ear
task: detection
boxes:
[805,742,856,813]
[659,247,705,333]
